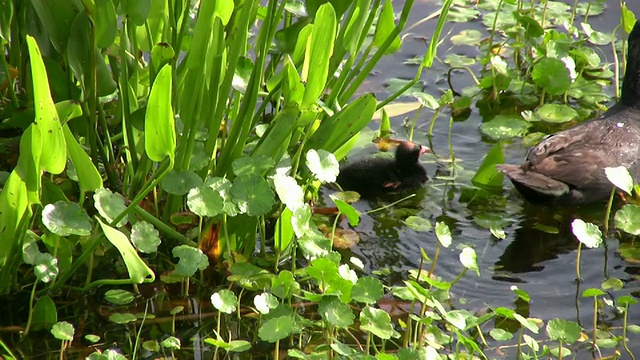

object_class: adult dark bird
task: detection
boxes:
[497,21,640,205]
[336,140,429,197]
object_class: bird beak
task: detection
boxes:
[419,146,430,155]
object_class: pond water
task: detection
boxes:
[336,0,640,354]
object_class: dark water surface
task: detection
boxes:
[338,0,640,355]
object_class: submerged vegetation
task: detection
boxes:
[0,0,640,358]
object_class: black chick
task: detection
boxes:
[336,141,429,197]
[497,21,640,205]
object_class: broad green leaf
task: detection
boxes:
[63,125,103,194]
[109,313,137,324]
[254,293,279,315]
[305,94,376,154]
[32,295,57,330]
[605,166,634,195]
[532,58,572,96]
[232,155,275,176]
[145,65,176,162]
[94,188,128,227]
[66,12,117,96]
[352,276,384,304]
[459,247,479,275]
[251,106,301,160]
[360,306,395,339]
[614,204,640,235]
[161,170,203,196]
[26,36,66,174]
[34,253,58,283]
[480,116,530,140]
[172,245,209,277]
[41,201,92,236]
[51,321,74,341]
[161,336,181,349]
[29,0,76,53]
[258,316,295,343]
[105,289,135,305]
[187,185,224,217]
[330,195,360,227]
[211,289,237,314]
[546,318,581,344]
[0,0,12,42]
[230,174,275,217]
[131,221,161,253]
[97,218,155,284]
[273,174,304,210]
[472,142,504,188]
[306,149,339,183]
[372,0,401,54]
[343,0,372,54]
[435,222,452,248]
[302,3,336,106]
[404,216,432,232]
[535,104,579,123]
[318,297,354,328]
[95,0,117,48]
[571,219,602,249]
[122,0,150,25]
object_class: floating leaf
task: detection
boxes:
[105,290,135,305]
[535,104,579,123]
[480,115,530,140]
[404,216,432,232]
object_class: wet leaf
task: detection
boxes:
[436,222,452,248]
[258,316,295,342]
[230,174,275,216]
[360,306,396,339]
[172,245,208,277]
[105,290,135,305]
[51,321,74,341]
[404,216,432,232]
[306,149,339,183]
[161,170,203,196]
[605,166,634,195]
[571,219,602,249]
[614,204,640,235]
[41,201,92,236]
[535,104,578,123]
[480,115,530,140]
[94,188,128,227]
[131,221,161,253]
[318,297,354,328]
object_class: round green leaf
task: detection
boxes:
[306,149,339,183]
[51,321,75,341]
[211,289,238,314]
[131,221,161,253]
[614,204,640,235]
[571,219,602,248]
[230,174,275,217]
[172,245,209,277]
[94,188,128,227]
[42,201,92,236]
[535,104,579,123]
[532,58,572,96]
[161,170,203,196]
